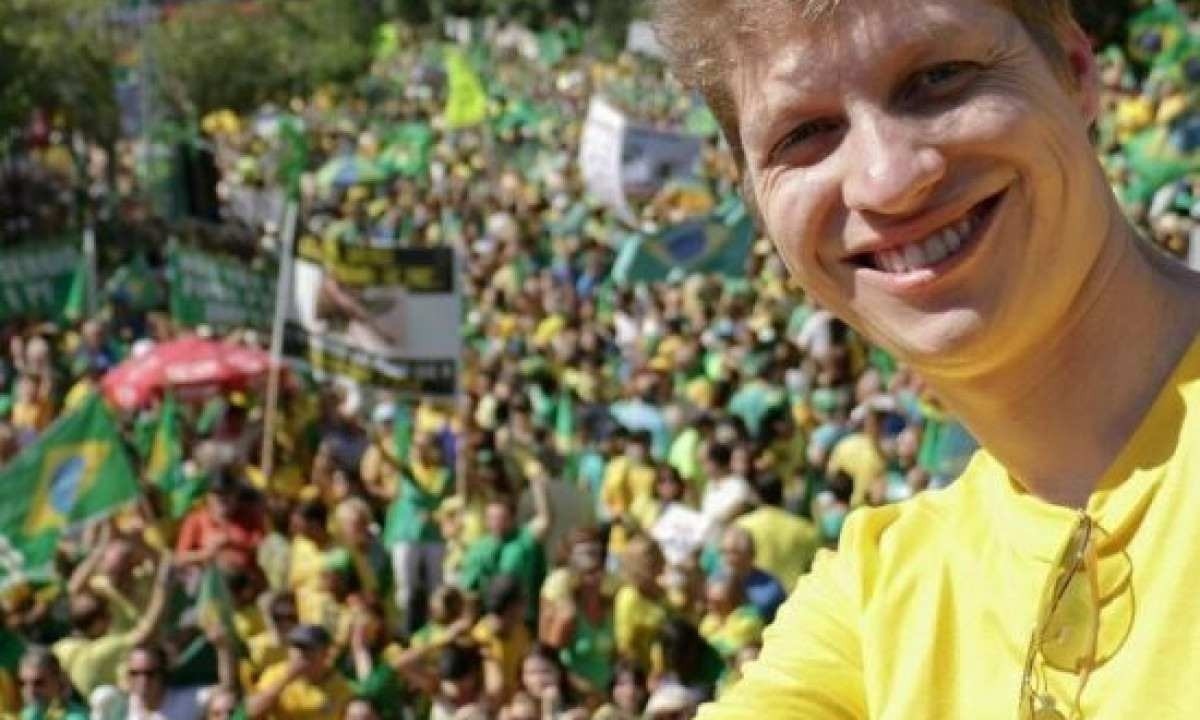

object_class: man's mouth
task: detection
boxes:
[852,191,1006,275]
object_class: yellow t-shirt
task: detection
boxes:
[471,618,532,702]
[700,337,1200,720]
[602,457,657,516]
[613,585,668,673]
[0,669,16,715]
[734,507,820,590]
[53,631,138,697]
[826,433,886,507]
[288,537,325,595]
[699,606,765,659]
[254,661,353,720]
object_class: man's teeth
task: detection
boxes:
[874,215,976,274]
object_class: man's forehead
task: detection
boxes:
[733,0,1007,140]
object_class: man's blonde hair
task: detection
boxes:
[651,0,1076,171]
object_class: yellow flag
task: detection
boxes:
[443,46,488,130]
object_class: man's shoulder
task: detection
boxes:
[835,452,996,568]
[255,660,291,688]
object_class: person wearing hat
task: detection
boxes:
[246,624,352,720]
[652,0,1200,716]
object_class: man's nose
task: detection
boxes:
[841,112,946,217]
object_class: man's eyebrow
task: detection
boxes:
[741,20,972,154]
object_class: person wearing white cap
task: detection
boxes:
[643,683,697,720]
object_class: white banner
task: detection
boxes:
[579,96,703,227]
[579,97,636,224]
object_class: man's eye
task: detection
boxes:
[770,118,844,164]
[906,61,979,100]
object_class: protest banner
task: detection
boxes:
[0,240,83,324]
[580,96,703,226]
[167,244,277,332]
[579,97,636,224]
[290,237,460,397]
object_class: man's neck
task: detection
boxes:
[919,215,1200,508]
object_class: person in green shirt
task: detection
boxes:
[459,472,553,625]
[12,647,88,720]
[383,434,452,635]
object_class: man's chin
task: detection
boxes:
[862,309,993,370]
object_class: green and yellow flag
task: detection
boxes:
[0,392,140,588]
[147,393,189,518]
[443,46,488,130]
[195,564,238,645]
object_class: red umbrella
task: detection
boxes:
[102,337,278,411]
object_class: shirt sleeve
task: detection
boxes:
[697,510,879,720]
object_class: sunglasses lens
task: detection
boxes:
[1039,567,1096,670]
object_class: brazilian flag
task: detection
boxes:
[611,198,756,284]
[147,393,193,519]
[195,565,238,647]
[443,46,488,130]
[0,392,140,588]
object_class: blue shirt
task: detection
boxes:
[743,567,788,623]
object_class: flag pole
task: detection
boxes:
[260,199,297,479]
[83,225,98,318]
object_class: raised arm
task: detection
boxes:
[130,548,174,646]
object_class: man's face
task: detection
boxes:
[485,503,514,537]
[720,536,753,575]
[126,649,166,702]
[18,663,57,707]
[734,0,1105,373]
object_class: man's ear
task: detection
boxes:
[1059,19,1102,127]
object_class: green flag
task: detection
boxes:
[0,392,140,588]
[380,122,434,178]
[146,394,189,518]
[278,115,309,201]
[195,564,238,646]
[61,256,88,324]
[443,46,488,130]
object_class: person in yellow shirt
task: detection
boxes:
[242,592,300,690]
[650,0,1200,718]
[825,398,891,507]
[287,501,333,607]
[697,575,764,661]
[732,476,819,590]
[613,535,669,675]
[472,575,533,708]
[247,624,353,720]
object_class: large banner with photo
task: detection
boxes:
[290,237,460,397]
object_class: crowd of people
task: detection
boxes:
[0,3,1196,719]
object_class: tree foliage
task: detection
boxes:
[147,0,378,119]
[0,0,120,147]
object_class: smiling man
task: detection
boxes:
[652,0,1200,718]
